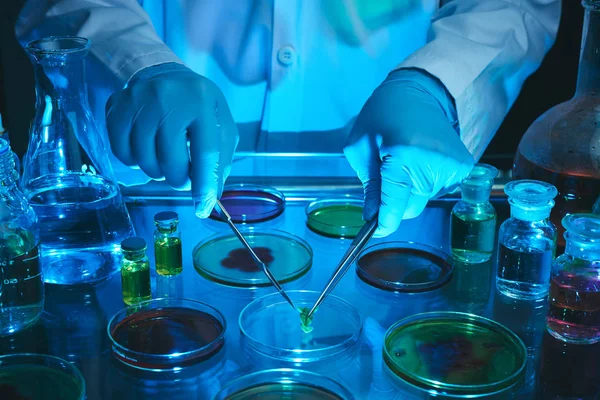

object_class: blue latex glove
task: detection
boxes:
[106,63,239,217]
[344,69,475,237]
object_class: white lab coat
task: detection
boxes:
[16,0,561,185]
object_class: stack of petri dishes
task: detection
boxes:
[305,196,365,239]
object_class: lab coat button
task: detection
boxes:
[277,46,296,66]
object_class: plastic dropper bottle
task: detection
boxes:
[154,211,183,276]
[547,213,600,344]
[450,163,498,263]
[496,180,558,300]
[120,237,151,305]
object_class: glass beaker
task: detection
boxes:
[513,0,600,255]
[21,36,135,285]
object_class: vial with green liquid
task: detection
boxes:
[450,163,498,263]
[120,237,151,305]
[154,211,183,276]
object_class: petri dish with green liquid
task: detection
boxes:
[306,196,365,238]
[384,312,527,398]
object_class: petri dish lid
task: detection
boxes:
[214,369,354,400]
[239,290,362,363]
[193,228,312,287]
[107,298,226,371]
[305,196,365,238]
[383,312,527,397]
[0,353,86,400]
[209,184,286,223]
[356,241,453,293]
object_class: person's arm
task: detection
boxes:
[397,0,561,160]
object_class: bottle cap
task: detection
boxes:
[505,180,557,222]
[563,213,600,240]
[154,211,179,224]
[463,163,498,186]
[121,237,147,252]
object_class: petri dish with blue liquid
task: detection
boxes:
[306,196,365,238]
[193,229,312,287]
[214,369,354,399]
[209,184,285,223]
[384,312,527,398]
[108,298,226,371]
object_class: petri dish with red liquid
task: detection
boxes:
[108,298,226,371]
[306,196,365,238]
[209,184,285,223]
[193,229,312,287]
[356,242,453,293]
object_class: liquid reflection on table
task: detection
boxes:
[0,196,598,399]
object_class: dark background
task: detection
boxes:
[0,1,584,169]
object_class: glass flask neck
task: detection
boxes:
[509,201,553,222]
[460,183,492,204]
[565,231,600,260]
[576,1,600,96]
[123,249,146,262]
[0,142,18,189]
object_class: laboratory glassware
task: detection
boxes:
[0,113,21,177]
[120,237,151,305]
[450,163,498,263]
[209,184,286,223]
[513,0,600,255]
[306,195,364,238]
[21,36,135,285]
[496,180,558,300]
[547,213,600,344]
[154,211,183,276]
[0,138,43,335]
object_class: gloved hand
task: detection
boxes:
[344,68,475,237]
[106,62,239,217]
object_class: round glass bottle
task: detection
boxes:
[547,213,600,344]
[120,237,151,306]
[154,211,183,276]
[0,138,44,335]
[450,163,498,263]
[496,180,558,300]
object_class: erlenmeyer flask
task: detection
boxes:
[21,36,135,285]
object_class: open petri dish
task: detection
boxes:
[107,298,226,371]
[239,290,362,363]
[193,228,312,287]
[214,368,354,399]
[384,312,527,398]
[0,353,86,400]
[356,241,453,293]
[209,184,285,223]
[306,196,365,238]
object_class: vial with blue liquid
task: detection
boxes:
[496,180,558,300]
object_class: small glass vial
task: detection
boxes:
[496,180,558,300]
[0,138,43,335]
[547,213,600,344]
[154,211,183,276]
[120,237,151,305]
[450,163,498,263]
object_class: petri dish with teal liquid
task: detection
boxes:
[0,353,85,400]
[384,312,527,398]
[214,369,354,399]
[356,242,453,293]
[108,298,226,371]
[193,229,312,287]
[306,196,365,238]
[209,184,285,223]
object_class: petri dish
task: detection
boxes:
[214,369,354,399]
[193,229,312,287]
[306,196,364,238]
[0,353,85,400]
[239,290,362,363]
[384,312,527,398]
[107,298,226,371]
[209,184,285,223]
[356,241,453,293]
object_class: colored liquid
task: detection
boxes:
[111,307,224,368]
[451,211,496,263]
[0,365,83,400]
[298,307,314,334]
[121,259,151,306]
[209,189,284,223]
[154,237,183,276]
[307,204,364,238]
[450,259,492,311]
[497,243,554,300]
[0,229,43,335]
[547,272,600,344]
[220,247,274,273]
[225,383,342,399]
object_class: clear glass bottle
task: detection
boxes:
[0,138,44,335]
[21,36,135,285]
[547,213,600,344]
[153,211,183,276]
[120,237,151,306]
[450,163,498,263]
[496,180,558,300]
[513,0,600,255]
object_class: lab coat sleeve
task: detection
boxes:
[397,0,561,160]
